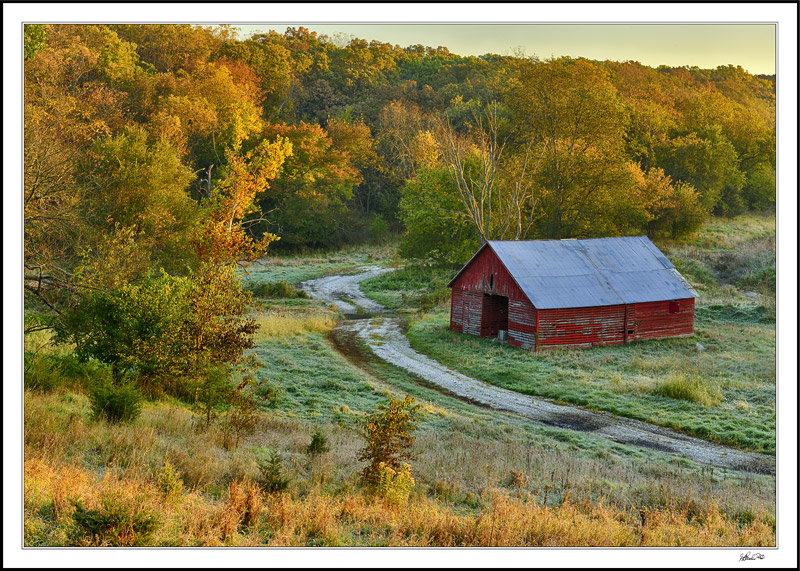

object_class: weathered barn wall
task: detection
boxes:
[633,298,695,340]
[449,245,531,342]
[448,246,526,300]
[537,304,633,348]
[449,289,483,336]
[508,299,537,348]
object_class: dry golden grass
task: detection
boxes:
[24,454,774,547]
[23,388,775,547]
[251,309,339,341]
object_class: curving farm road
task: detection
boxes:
[299,266,776,475]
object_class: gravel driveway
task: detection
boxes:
[300,266,776,475]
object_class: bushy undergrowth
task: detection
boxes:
[377,463,415,508]
[72,492,160,546]
[247,280,310,299]
[358,395,421,484]
[88,379,143,423]
[25,454,774,547]
[24,351,107,393]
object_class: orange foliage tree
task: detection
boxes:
[193,135,293,264]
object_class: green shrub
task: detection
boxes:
[158,460,184,504]
[368,214,390,244]
[88,379,143,423]
[257,451,290,494]
[23,353,65,392]
[736,267,776,293]
[306,427,330,456]
[358,395,422,484]
[72,494,159,546]
[247,280,309,299]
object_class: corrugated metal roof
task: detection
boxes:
[485,236,698,309]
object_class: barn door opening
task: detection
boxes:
[481,294,509,338]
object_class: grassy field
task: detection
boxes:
[406,309,775,453]
[400,215,776,454]
[23,215,777,546]
[23,304,776,546]
[24,331,776,546]
[239,243,398,289]
[360,263,455,311]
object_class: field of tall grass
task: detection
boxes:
[23,300,776,547]
[22,214,777,547]
[24,379,775,547]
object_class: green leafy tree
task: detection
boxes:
[741,162,776,211]
[507,57,631,239]
[81,126,199,273]
[398,167,479,264]
[655,125,746,216]
[56,263,256,390]
[255,122,362,249]
[358,395,422,484]
[24,24,48,60]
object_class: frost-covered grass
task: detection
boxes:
[406,305,775,455]
[238,243,398,287]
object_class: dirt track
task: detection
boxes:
[300,267,776,475]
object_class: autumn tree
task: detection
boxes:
[435,100,544,244]
[109,24,234,74]
[619,164,707,239]
[80,126,199,273]
[507,58,634,239]
[216,38,295,119]
[193,135,292,264]
[254,122,362,249]
[24,25,131,319]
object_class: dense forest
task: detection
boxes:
[24,23,775,393]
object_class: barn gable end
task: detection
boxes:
[448,237,697,350]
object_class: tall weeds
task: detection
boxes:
[251,310,338,341]
[24,455,774,547]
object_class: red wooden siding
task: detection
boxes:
[449,289,483,336]
[633,298,695,340]
[449,243,695,349]
[508,299,537,349]
[537,305,631,348]
[448,246,527,301]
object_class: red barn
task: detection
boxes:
[447,237,697,350]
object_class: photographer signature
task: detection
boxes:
[739,551,765,561]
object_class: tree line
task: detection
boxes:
[23,24,775,398]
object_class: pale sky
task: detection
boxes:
[234,23,775,75]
